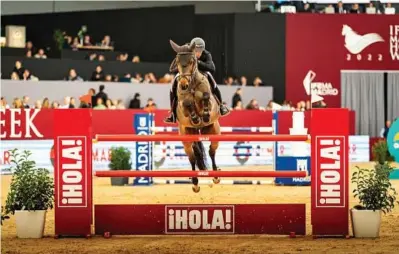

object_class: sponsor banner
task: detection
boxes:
[94,204,306,235]
[275,157,311,186]
[134,114,153,185]
[286,14,399,107]
[0,137,370,174]
[1,109,273,140]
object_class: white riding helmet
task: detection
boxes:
[191,37,205,51]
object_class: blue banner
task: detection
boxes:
[133,114,153,186]
[275,156,311,186]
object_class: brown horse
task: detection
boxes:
[170,40,221,193]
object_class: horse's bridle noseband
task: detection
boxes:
[176,53,198,93]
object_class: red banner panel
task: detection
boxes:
[311,109,349,236]
[54,109,92,237]
[94,204,305,235]
[286,14,399,107]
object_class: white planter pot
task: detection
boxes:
[15,210,46,238]
[351,209,381,238]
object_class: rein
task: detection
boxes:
[176,53,198,94]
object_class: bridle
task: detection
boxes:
[175,52,198,93]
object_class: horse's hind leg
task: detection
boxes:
[202,92,210,123]
[209,141,220,184]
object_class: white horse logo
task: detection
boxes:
[342,24,384,54]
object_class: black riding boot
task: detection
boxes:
[212,85,230,117]
[164,83,178,123]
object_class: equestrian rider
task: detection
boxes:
[164,37,230,123]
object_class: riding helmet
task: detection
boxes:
[191,37,205,51]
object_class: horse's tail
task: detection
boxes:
[193,141,207,171]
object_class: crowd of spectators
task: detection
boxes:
[267,1,396,14]
[0,85,160,112]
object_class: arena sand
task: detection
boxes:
[2,162,399,254]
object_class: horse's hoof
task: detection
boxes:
[192,185,201,193]
[203,113,210,123]
[213,177,221,184]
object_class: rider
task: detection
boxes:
[164,37,230,123]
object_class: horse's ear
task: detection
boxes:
[170,40,181,53]
[189,41,196,51]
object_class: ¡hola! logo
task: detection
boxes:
[165,205,234,234]
[387,119,399,163]
[315,136,345,208]
[57,136,87,208]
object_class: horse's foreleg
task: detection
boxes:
[183,99,201,126]
[209,141,220,184]
[183,142,200,193]
[202,92,210,123]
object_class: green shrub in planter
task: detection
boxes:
[351,161,399,237]
[372,140,394,165]
[4,149,54,238]
[109,147,132,186]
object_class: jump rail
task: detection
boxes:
[95,170,307,178]
[94,134,309,142]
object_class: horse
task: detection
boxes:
[170,39,221,193]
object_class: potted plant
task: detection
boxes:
[109,147,132,186]
[351,160,399,238]
[372,140,394,164]
[4,149,54,238]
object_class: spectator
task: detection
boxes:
[65,68,83,81]
[1,97,10,109]
[240,76,248,86]
[224,77,234,86]
[296,101,306,111]
[117,53,129,62]
[94,97,107,109]
[349,3,361,13]
[101,35,113,47]
[11,72,19,80]
[144,98,157,112]
[64,36,73,49]
[265,100,274,110]
[13,98,24,109]
[313,100,327,108]
[231,88,242,108]
[51,101,59,109]
[22,69,39,81]
[132,73,143,83]
[384,2,396,14]
[34,49,47,59]
[105,99,115,109]
[22,96,30,108]
[253,77,264,87]
[34,100,42,109]
[148,73,157,83]
[25,41,35,53]
[119,73,132,82]
[83,35,92,46]
[335,1,346,13]
[87,53,97,61]
[98,55,105,62]
[303,3,312,12]
[380,120,391,138]
[112,75,119,82]
[281,100,291,110]
[59,96,71,109]
[91,65,105,81]
[234,101,243,110]
[104,75,112,82]
[96,85,108,106]
[71,37,80,50]
[305,100,311,110]
[129,93,141,109]
[42,97,50,109]
[116,99,126,109]
[13,61,25,79]
[26,50,32,58]
[158,73,173,84]
[132,55,140,63]
[69,97,76,108]
[143,74,151,83]
[246,99,259,110]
